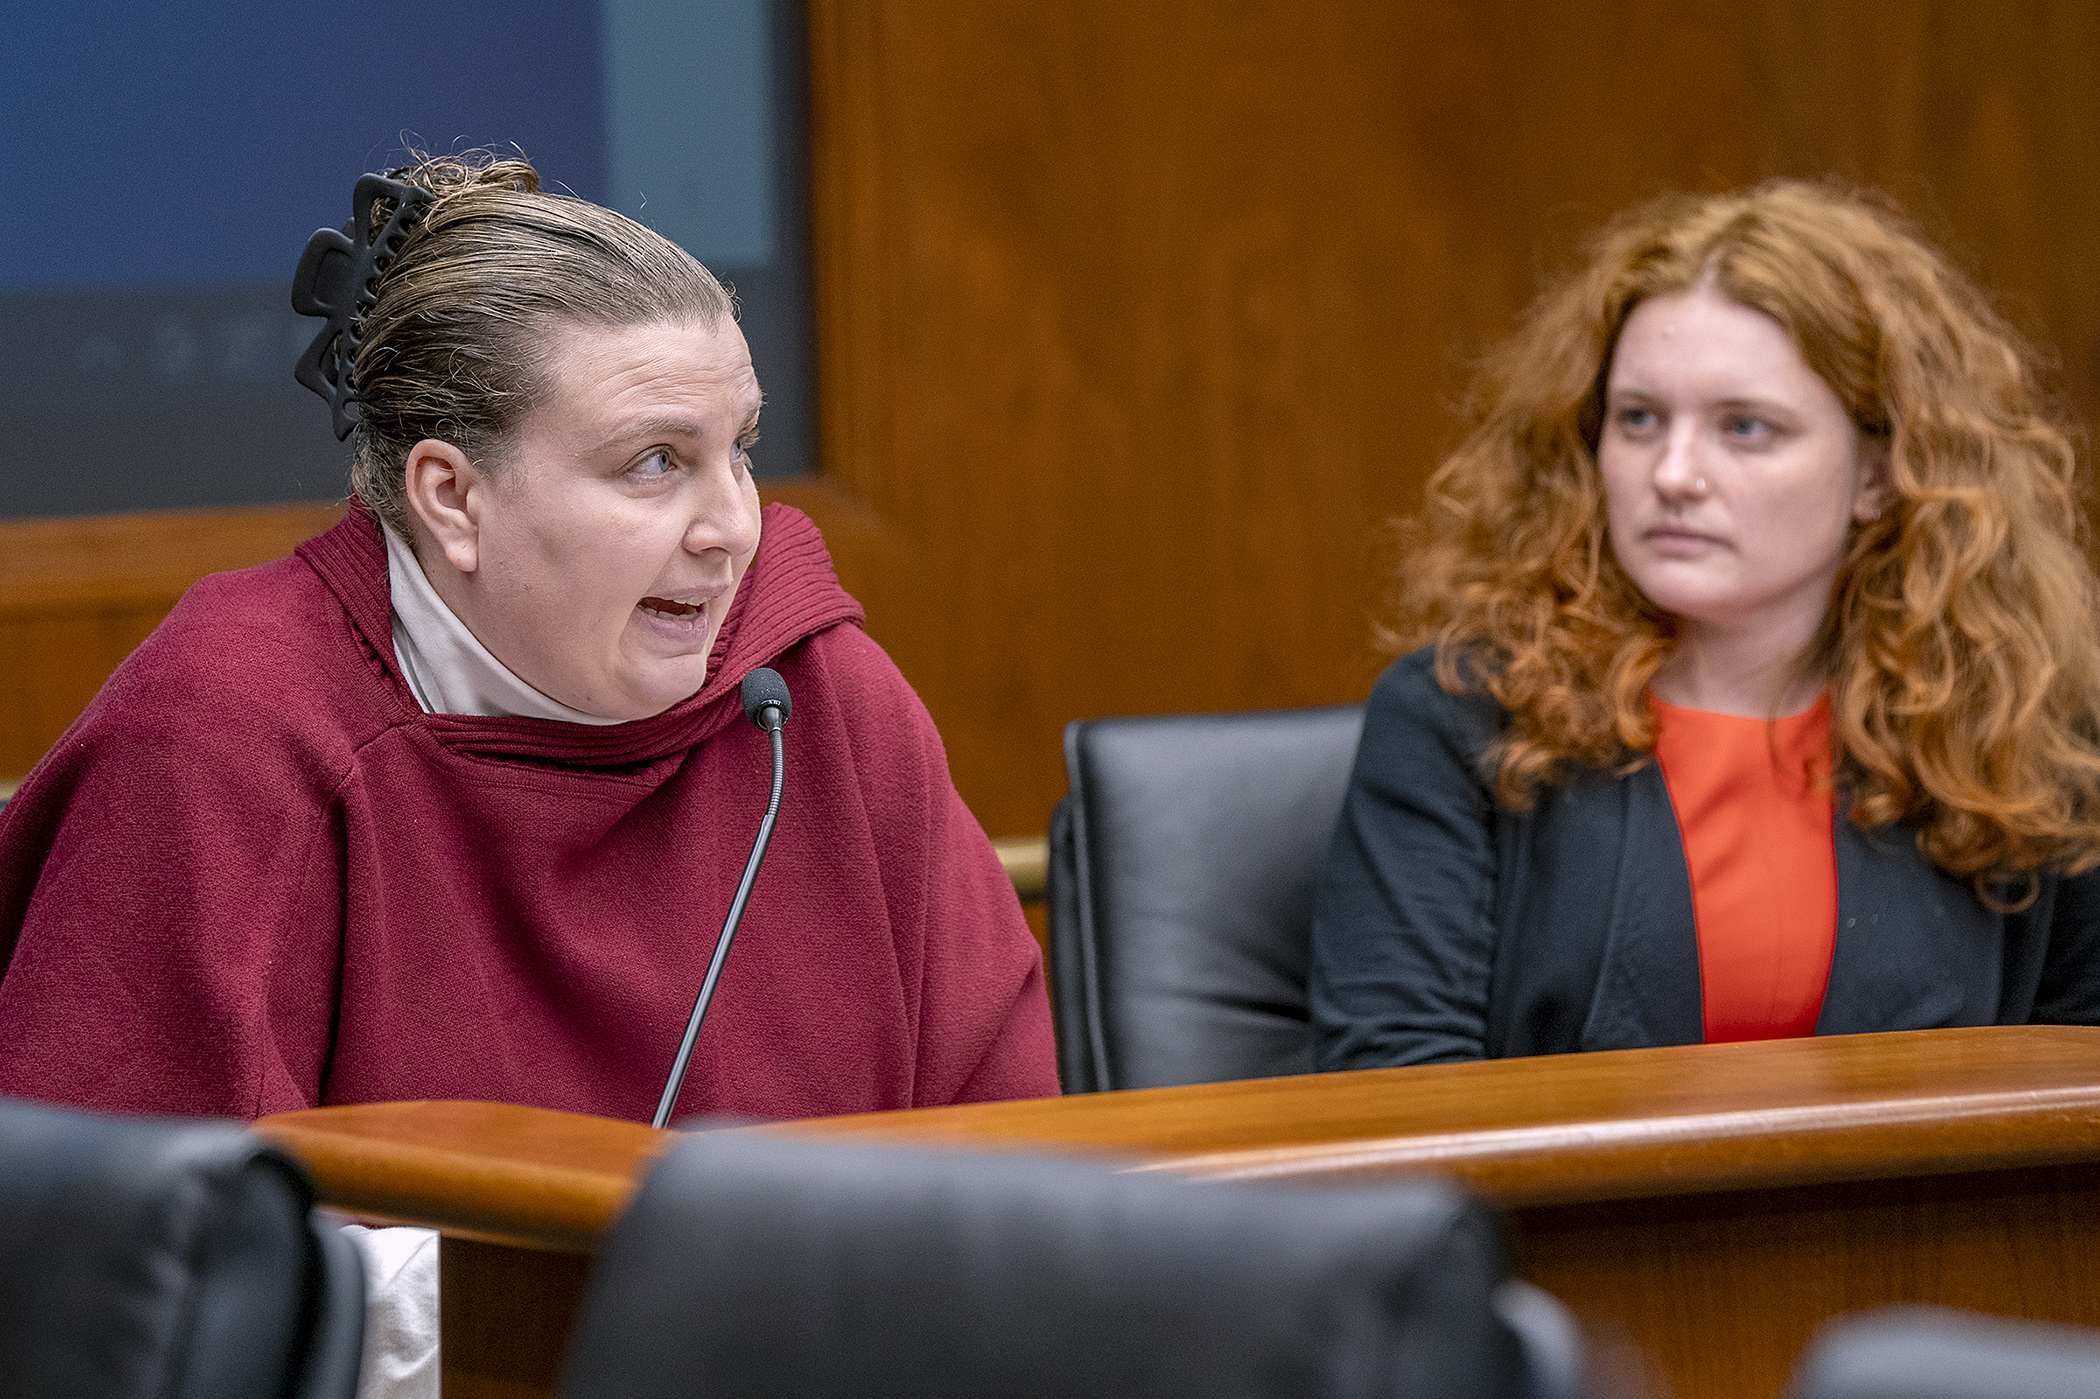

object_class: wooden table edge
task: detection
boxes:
[257,1105,672,1253]
[260,1084,2100,1248]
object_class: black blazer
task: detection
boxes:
[1310,648,2100,1068]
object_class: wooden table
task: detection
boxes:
[256,1025,2100,1399]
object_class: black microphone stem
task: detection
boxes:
[653,717,785,1130]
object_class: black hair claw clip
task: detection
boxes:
[292,172,436,440]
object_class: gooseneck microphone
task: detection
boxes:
[652,666,794,1129]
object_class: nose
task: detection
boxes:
[1650,422,1706,504]
[681,457,762,562]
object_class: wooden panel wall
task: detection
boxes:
[0,504,344,778]
[8,2,2100,842]
[795,0,2100,836]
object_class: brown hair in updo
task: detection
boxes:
[346,151,734,537]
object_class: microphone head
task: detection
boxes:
[739,667,792,730]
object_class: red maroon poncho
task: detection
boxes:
[0,504,1058,1121]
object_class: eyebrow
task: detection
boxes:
[1605,387,1797,416]
[624,415,707,442]
[616,401,762,443]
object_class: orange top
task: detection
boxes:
[1651,694,1837,1043]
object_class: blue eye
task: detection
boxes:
[634,449,675,477]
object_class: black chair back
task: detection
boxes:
[1048,703,1365,1091]
[558,1131,1582,1399]
[1792,1306,2100,1399]
[0,1095,364,1399]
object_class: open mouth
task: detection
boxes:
[639,596,705,620]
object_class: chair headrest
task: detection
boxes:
[561,1131,1530,1399]
[0,1094,361,1399]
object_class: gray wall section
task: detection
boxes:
[606,0,776,267]
[0,0,815,518]
[0,285,352,514]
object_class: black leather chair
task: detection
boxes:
[557,1131,1584,1399]
[1047,704,1365,1091]
[0,1094,364,1399]
[1792,1306,2100,1399]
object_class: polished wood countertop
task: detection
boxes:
[257,1025,2100,1252]
[259,1098,671,1252]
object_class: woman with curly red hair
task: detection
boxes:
[1312,182,2100,1067]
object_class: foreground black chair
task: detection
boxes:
[0,1095,364,1399]
[1048,703,1365,1091]
[559,1132,1583,1399]
[1793,1306,2100,1399]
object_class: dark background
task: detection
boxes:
[0,0,812,518]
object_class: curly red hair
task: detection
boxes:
[1392,181,2100,883]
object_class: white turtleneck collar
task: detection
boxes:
[382,523,625,725]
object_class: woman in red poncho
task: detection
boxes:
[0,154,1060,1125]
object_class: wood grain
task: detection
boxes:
[0,501,342,777]
[258,1025,2100,1235]
[1518,1167,2100,1399]
[257,1098,670,1253]
[793,0,2100,837]
[0,501,345,610]
[257,1028,2100,1399]
[257,1027,2100,1235]
[440,1238,593,1399]
[766,1025,2100,1203]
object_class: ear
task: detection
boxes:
[402,439,486,574]
[1852,434,1894,523]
